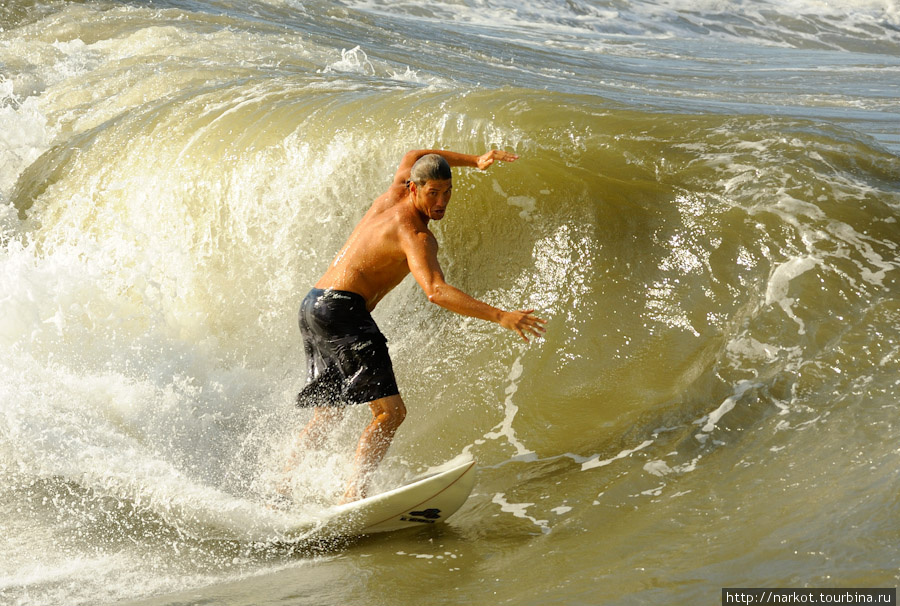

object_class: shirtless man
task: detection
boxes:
[285,148,546,503]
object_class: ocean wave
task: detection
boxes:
[2,1,898,604]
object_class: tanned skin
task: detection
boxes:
[285,149,546,503]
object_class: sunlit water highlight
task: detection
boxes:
[1,1,898,604]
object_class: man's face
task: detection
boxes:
[413,178,453,221]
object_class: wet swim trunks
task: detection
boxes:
[296,288,400,408]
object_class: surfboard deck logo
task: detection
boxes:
[401,508,443,523]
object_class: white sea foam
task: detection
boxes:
[0,78,52,196]
[765,256,820,334]
[581,440,655,471]
[491,493,550,534]
[476,356,537,462]
[694,380,760,438]
[319,46,376,76]
[2,0,898,604]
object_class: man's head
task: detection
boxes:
[409,154,452,186]
[409,154,453,221]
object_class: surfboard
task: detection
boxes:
[293,459,476,540]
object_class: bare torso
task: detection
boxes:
[311,148,543,343]
[315,181,425,311]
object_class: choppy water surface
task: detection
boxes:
[1,1,898,604]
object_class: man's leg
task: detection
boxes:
[341,394,407,503]
[281,406,346,492]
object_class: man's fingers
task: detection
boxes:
[514,310,546,341]
[500,309,546,342]
[519,310,547,325]
[480,150,519,170]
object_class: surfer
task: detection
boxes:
[284,148,546,504]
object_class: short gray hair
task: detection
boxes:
[409,154,452,186]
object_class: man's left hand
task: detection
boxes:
[477,150,519,170]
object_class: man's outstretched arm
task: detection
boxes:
[392,149,519,186]
[403,229,546,342]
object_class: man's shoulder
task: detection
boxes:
[392,206,434,245]
[366,193,429,239]
[393,200,428,227]
[383,180,409,199]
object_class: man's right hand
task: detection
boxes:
[500,309,547,342]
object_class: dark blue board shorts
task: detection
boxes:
[296,288,400,408]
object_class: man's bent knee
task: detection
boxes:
[390,401,407,428]
[371,395,406,430]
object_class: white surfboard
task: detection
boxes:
[293,459,476,539]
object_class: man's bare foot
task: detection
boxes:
[338,481,366,505]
